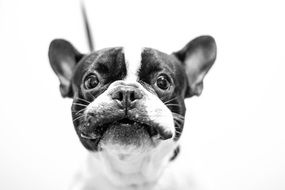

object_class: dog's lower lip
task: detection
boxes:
[115,118,160,137]
[80,118,165,140]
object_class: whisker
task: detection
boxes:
[172,112,185,119]
[174,119,184,125]
[174,124,183,130]
[175,130,182,135]
[163,97,179,104]
[173,117,184,123]
[173,115,184,120]
[74,97,91,104]
[72,103,88,107]
[174,123,180,129]
[174,117,182,122]
[166,104,181,108]
[87,92,96,99]
[73,108,87,115]
[73,115,85,122]
[172,112,184,116]
[174,120,184,127]
[174,120,183,125]
[174,126,182,131]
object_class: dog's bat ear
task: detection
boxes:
[173,35,217,97]
[48,39,84,98]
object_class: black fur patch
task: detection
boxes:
[170,146,180,161]
[139,48,188,140]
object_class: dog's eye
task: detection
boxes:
[84,74,99,90]
[156,75,171,90]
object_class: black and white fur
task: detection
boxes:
[48,5,217,190]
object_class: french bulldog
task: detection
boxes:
[48,34,216,189]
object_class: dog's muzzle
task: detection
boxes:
[78,84,173,146]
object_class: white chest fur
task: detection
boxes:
[69,157,193,190]
[68,141,198,190]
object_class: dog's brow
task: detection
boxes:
[123,46,143,82]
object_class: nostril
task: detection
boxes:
[112,91,124,101]
[118,91,124,102]
[129,91,135,102]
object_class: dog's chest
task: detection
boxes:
[70,157,194,190]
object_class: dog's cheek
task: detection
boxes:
[172,95,186,140]
[143,95,176,138]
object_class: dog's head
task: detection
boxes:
[48,36,216,157]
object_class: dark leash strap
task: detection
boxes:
[81,1,94,52]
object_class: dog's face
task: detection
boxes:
[48,36,216,155]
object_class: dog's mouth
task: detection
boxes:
[114,118,159,136]
[79,117,169,144]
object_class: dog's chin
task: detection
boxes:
[99,121,156,148]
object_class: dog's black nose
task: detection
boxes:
[111,86,142,109]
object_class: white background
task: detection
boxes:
[0,0,285,189]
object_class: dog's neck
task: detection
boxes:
[86,141,178,189]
